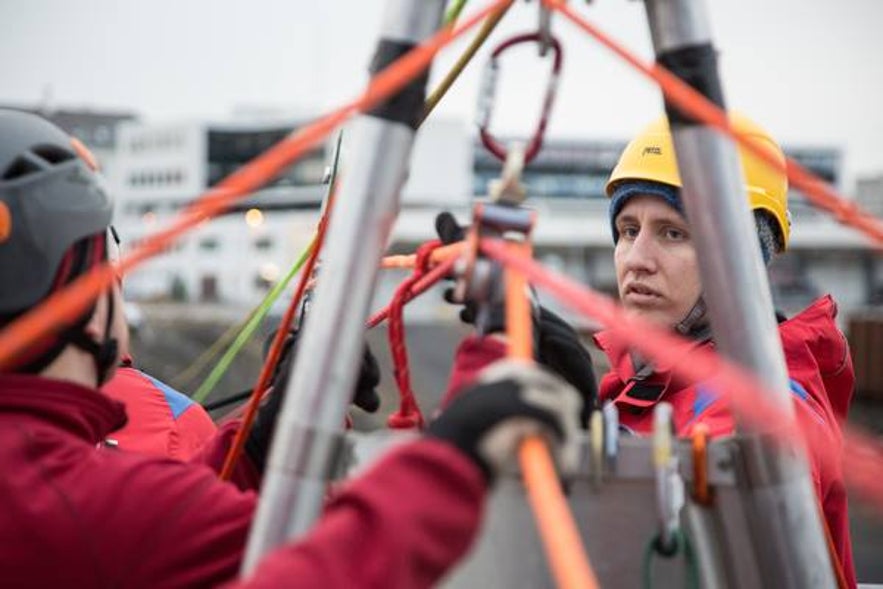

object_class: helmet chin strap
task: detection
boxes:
[630,297,711,380]
[62,290,119,387]
[674,296,712,342]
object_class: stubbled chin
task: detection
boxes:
[621,305,673,329]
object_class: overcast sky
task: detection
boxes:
[2,0,881,189]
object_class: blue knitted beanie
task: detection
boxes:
[608,180,682,243]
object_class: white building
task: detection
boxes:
[109,115,472,310]
[26,106,879,326]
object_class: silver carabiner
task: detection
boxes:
[653,402,685,554]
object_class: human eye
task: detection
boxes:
[663,226,689,241]
[619,224,639,240]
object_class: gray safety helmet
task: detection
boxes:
[0,109,113,314]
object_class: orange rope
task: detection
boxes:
[521,437,600,589]
[0,0,512,370]
[816,498,851,589]
[548,0,883,248]
[380,241,466,269]
[504,239,600,589]
[505,241,533,360]
[218,186,337,481]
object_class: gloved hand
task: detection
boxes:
[436,211,513,333]
[535,307,598,426]
[435,211,598,423]
[246,329,381,472]
[427,360,582,484]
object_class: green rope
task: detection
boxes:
[170,307,257,390]
[191,234,317,404]
[421,1,510,125]
[642,530,700,589]
[444,0,469,26]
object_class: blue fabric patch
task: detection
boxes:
[788,379,809,401]
[692,385,718,420]
[141,371,194,419]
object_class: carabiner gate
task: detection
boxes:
[477,31,563,165]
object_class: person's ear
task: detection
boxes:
[81,294,107,341]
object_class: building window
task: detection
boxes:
[199,237,220,251]
[208,128,325,187]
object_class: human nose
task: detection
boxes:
[621,230,658,275]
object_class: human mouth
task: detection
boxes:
[623,283,662,305]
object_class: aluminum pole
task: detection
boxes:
[642,0,836,586]
[241,0,445,575]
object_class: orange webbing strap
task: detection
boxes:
[505,239,600,589]
[0,0,511,371]
[219,187,337,481]
[547,0,883,248]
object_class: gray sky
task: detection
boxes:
[2,0,882,189]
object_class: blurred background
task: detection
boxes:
[3,0,882,581]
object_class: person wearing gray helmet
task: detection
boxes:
[0,108,582,588]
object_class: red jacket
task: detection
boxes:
[443,297,854,586]
[101,366,217,460]
[0,373,485,588]
[595,296,855,587]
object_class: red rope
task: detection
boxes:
[219,192,336,480]
[368,253,458,328]
[386,240,443,430]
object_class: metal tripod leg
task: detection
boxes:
[641,0,837,586]
[240,0,446,575]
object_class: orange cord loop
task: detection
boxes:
[386,239,444,430]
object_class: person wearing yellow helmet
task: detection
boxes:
[594,114,855,585]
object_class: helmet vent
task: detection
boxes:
[1,156,43,180]
[1,145,77,181]
[31,144,76,166]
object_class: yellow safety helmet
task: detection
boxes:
[605,113,790,250]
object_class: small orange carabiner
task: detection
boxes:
[691,423,713,505]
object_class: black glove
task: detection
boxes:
[246,329,381,473]
[427,360,581,484]
[535,307,598,426]
[436,211,508,332]
[435,211,597,424]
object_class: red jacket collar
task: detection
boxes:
[0,373,127,444]
[593,295,849,414]
[593,328,705,384]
